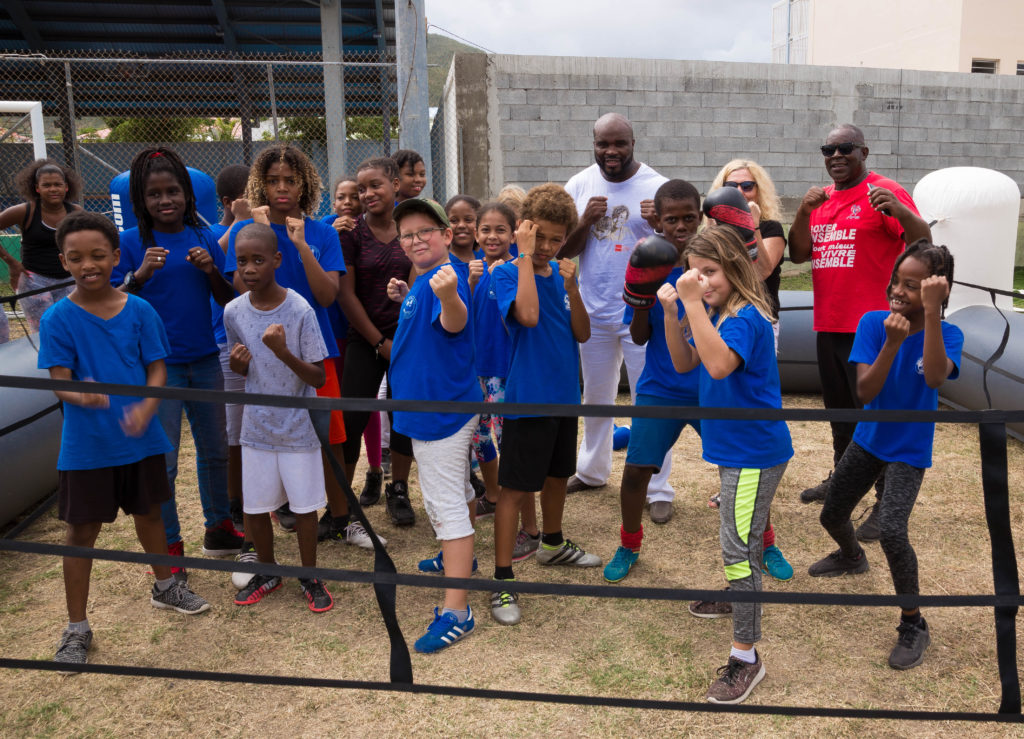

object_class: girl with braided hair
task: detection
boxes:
[111,146,241,578]
[808,239,963,671]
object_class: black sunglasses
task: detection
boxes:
[724,181,756,192]
[820,142,862,157]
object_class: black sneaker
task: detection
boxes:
[317,510,348,542]
[201,519,245,556]
[300,578,334,613]
[469,470,486,499]
[230,498,245,534]
[385,480,415,526]
[889,618,930,670]
[271,503,296,533]
[54,628,93,674]
[808,548,869,577]
[856,502,881,542]
[799,473,833,504]
[359,469,383,506]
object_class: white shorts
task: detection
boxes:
[219,343,246,446]
[411,416,479,541]
[241,446,326,515]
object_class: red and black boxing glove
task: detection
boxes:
[623,234,679,309]
[702,186,758,259]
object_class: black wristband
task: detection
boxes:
[374,337,386,350]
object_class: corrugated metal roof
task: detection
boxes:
[0,0,394,56]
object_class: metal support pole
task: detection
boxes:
[395,0,431,196]
[267,63,279,141]
[321,0,347,191]
[374,0,392,155]
[62,62,79,173]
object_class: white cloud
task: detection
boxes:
[425,0,774,62]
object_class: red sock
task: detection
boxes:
[620,525,643,553]
[762,524,775,549]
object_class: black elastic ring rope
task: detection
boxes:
[0,278,75,306]
[0,401,60,438]
[1,538,1021,609]
[0,658,1019,723]
[0,491,57,540]
[307,408,412,684]
[979,422,1022,713]
[2,374,1023,424]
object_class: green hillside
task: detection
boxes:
[428,32,481,105]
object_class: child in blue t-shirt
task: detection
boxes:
[809,240,962,672]
[110,147,242,578]
[386,198,482,653]
[40,212,211,671]
[489,184,595,628]
[660,224,793,705]
[603,179,703,584]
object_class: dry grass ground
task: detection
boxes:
[2,395,1023,738]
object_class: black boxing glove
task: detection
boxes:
[702,186,758,258]
[623,234,679,309]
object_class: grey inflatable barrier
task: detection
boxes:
[0,334,61,527]
[942,305,1024,441]
[777,290,821,394]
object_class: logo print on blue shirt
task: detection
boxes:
[915,356,924,375]
[488,284,497,301]
[402,294,418,320]
[563,294,571,311]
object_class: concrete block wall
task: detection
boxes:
[448,54,1024,202]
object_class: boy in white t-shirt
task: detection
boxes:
[223,223,333,613]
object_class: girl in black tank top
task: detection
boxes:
[0,159,83,331]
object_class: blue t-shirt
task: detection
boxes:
[623,267,700,403]
[38,295,173,470]
[390,264,481,440]
[112,226,225,364]
[225,217,346,359]
[698,304,793,469]
[208,222,232,344]
[850,310,963,468]
[473,260,513,378]
[493,260,581,419]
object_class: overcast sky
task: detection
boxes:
[425,0,775,62]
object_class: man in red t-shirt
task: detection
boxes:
[789,124,931,528]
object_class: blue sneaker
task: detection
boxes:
[414,607,475,653]
[762,545,794,582]
[603,546,639,583]
[417,550,479,574]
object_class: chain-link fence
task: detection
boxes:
[0,49,401,228]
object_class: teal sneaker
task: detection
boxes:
[762,545,794,582]
[603,546,639,583]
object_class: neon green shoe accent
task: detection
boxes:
[733,468,761,545]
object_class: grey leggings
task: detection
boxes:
[718,461,788,644]
[819,441,925,607]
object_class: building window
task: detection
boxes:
[1017,62,1024,75]
[972,59,998,74]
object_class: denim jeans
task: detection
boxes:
[157,352,230,544]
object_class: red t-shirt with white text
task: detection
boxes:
[809,171,919,333]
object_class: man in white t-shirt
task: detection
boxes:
[558,113,674,521]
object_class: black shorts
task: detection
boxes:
[498,416,577,493]
[58,454,171,525]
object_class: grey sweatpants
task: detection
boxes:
[718,462,788,644]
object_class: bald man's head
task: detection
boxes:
[592,113,638,182]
